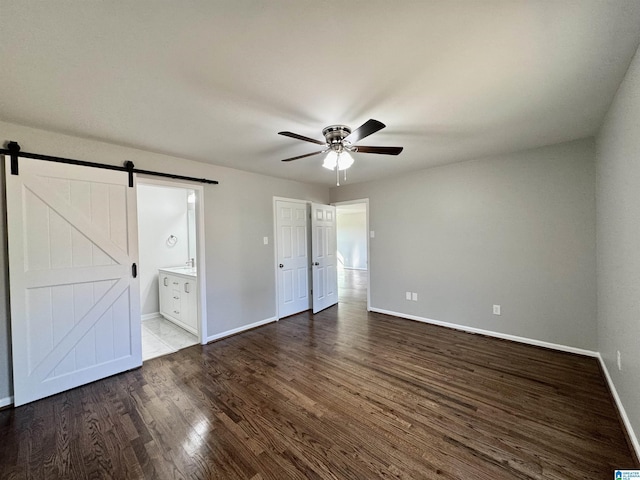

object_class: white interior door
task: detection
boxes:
[311,203,338,313]
[276,200,311,318]
[5,157,141,406]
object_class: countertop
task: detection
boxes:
[159,266,197,278]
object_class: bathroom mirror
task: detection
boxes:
[187,190,197,262]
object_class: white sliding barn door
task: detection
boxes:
[5,158,141,406]
[276,200,310,318]
[311,203,338,313]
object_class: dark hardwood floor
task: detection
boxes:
[1,269,636,479]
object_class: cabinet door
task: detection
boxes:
[159,274,172,317]
[182,278,198,332]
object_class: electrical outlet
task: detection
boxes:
[370,230,375,238]
[617,350,622,371]
[405,291,411,300]
[412,292,418,301]
[263,236,269,245]
[493,305,501,315]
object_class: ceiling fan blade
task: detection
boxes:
[278,131,326,145]
[281,150,326,162]
[354,146,403,155]
[344,119,386,143]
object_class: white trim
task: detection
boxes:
[194,185,208,344]
[333,198,370,311]
[597,354,640,460]
[0,396,13,409]
[272,196,311,203]
[141,312,161,322]
[136,176,208,344]
[369,307,599,357]
[205,316,277,343]
[341,266,368,271]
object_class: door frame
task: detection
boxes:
[273,196,312,320]
[137,176,208,343]
[333,198,371,312]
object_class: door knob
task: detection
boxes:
[314,262,320,266]
[279,264,284,268]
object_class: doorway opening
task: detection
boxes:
[335,200,370,311]
[137,179,206,360]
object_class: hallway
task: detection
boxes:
[337,267,368,310]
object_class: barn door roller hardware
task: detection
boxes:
[2,141,219,186]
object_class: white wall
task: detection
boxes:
[596,42,640,453]
[0,120,329,403]
[332,138,597,352]
[137,184,190,317]
[337,210,367,270]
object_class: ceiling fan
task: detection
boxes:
[278,119,403,185]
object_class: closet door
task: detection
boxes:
[276,200,311,317]
[5,157,141,406]
[311,203,338,313]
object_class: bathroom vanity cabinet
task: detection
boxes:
[158,267,198,335]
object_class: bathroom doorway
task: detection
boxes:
[136,178,206,360]
[335,200,370,311]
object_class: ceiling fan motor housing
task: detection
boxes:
[322,125,352,153]
[322,125,351,144]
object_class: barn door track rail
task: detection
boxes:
[2,141,219,186]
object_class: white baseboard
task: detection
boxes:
[0,395,13,409]
[141,312,161,322]
[342,267,368,271]
[205,316,277,343]
[597,354,640,460]
[369,307,599,357]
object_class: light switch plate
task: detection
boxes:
[263,236,269,245]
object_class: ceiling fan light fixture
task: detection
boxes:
[337,151,354,171]
[322,150,338,170]
[322,150,354,171]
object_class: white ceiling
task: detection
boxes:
[1,1,640,187]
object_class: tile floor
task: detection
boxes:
[142,315,198,361]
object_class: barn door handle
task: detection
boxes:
[132,263,137,278]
